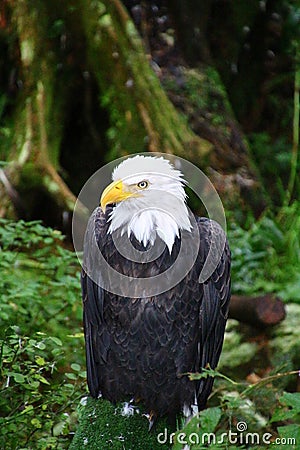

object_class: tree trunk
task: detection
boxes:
[79,0,212,161]
[1,0,78,221]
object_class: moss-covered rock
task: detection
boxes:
[70,396,172,449]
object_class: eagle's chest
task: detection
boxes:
[103,280,201,350]
[102,233,180,275]
[100,228,202,372]
[100,286,201,412]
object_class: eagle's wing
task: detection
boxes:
[81,208,111,398]
[195,217,231,409]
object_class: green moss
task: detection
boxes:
[19,162,44,189]
[98,14,112,28]
[20,39,35,66]
[163,66,233,134]
[70,397,171,450]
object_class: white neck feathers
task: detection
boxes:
[108,196,191,253]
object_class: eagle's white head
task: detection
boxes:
[100,155,192,252]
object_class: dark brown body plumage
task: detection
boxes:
[81,207,231,419]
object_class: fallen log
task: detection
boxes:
[228,294,286,328]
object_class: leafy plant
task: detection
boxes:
[0,328,85,449]
[173,367,299,450]
[229,203,300,302]
[0,219,86,449]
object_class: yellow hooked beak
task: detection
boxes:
[100,180,136,212]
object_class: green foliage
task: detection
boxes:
[273,393,300,449]
[229,202,300,301]
[172,407,224,450]
[249,133,293,202]
[0,328,84,449]
[173,366,299,449]
[219,320,258,369]
[0,219,86,449]
[0,220,82,340]
[271,392,300,423]
[270,303,300,372]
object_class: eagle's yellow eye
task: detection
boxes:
[137,180,149,189]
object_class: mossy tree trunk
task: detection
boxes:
[79,0,212,160]
[1,0,77,220]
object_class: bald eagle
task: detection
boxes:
[81,155,231,425]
